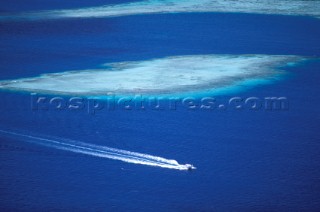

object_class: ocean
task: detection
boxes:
[1,1,320,211]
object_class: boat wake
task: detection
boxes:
[0,129,195,171]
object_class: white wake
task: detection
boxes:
[0,129,195,171]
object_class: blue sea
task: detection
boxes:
[1,1,320,211]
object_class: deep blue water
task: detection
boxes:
[0,0,133,12]
[1,2,320,211]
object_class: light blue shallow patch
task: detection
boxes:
[1,0,320,21]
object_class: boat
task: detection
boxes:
[185,164,196,171]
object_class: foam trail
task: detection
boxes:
[0,129,195,171]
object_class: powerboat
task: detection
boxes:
[185,164,196,171]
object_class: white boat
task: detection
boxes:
[185,164,196,171]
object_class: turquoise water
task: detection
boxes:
[1,1,320,211]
